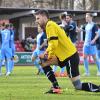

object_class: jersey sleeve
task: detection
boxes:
[46,24,58,58]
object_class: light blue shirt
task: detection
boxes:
[84,22,94,46]
[1,29,11,48]
[36,32,44,50]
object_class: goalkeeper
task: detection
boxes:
[35,10,100,94]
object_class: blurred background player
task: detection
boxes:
[83,13,100,76]
[0,23,12,76]
[31,26,47,75]
[65,14,77,45]
[9,23,15,73]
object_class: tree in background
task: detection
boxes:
[0,0,100,10]
[74,0,100,10]
[0,0,2,6]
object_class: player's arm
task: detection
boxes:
[45,24,58,59]
[69,22,76,31]
[91,31,99,44]
[91,24,99,44]
[39,24,58,60]
[64,22,76,36]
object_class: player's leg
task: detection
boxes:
[96,49,100,76]
[92,54,100,76]
[32,55,41,74]
[35,58,44,74]
[37,50,44,74]
[66,52,100,92]
[10,56,14,72]
[91,46,100,76]
[40,56,61,93]
[5,48,12,76]
[97,50,100,59]
[10,47,15,72]
[31,50,43,74]
[0,48,6,75]
[83,46,90,76]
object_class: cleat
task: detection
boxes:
[45,87,62,94]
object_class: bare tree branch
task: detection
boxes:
[0,0,2,6]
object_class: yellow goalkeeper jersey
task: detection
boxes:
[46,20,77,61]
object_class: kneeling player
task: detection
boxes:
[35,10,100,94]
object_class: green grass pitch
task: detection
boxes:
[0,65,100,100]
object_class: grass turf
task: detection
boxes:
[0,65,100,100]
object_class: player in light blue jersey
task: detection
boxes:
[31,26,47,75]
[83,13,100,76]
[9,23,15,72]
[0,25,2,75]
[0,23,5,75]
[0,24,12,76]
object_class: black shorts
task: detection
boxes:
[57,52,80,78]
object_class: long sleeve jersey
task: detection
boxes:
[45,20,77,61]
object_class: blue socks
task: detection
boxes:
[95,58,100,72]
[84,58,89,74]
[10,60,14,72]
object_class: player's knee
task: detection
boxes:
[72,79,82,90]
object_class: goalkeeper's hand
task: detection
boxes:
[39,53,48,64]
